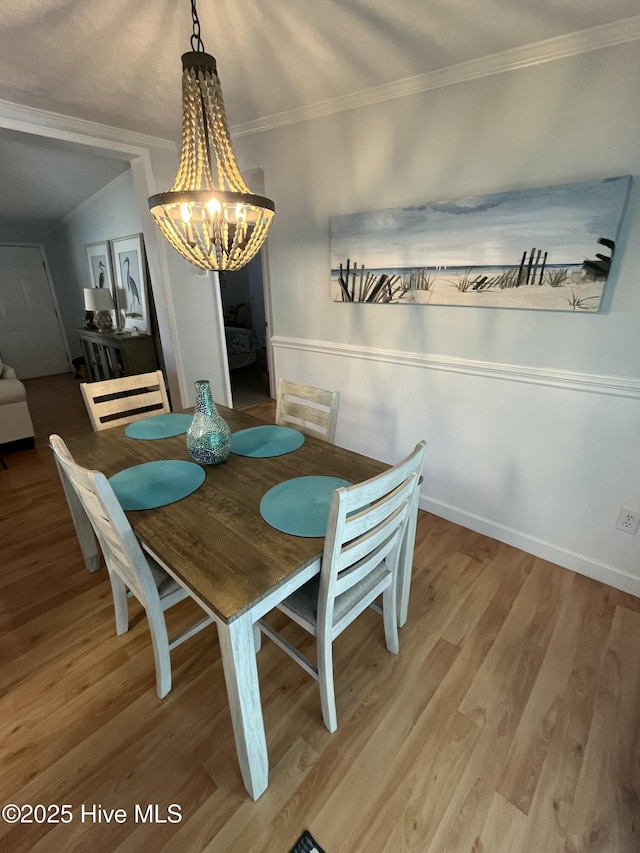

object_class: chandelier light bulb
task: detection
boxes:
[205,199,221,217]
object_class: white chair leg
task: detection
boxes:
[253,623,262,652]
[108,570,130,636]
[146,606,173,699]
[317,633,338,733]
[382,583,400,655]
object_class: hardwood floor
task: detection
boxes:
[1,373,639,852]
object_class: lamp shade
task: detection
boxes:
[84,288,114,311]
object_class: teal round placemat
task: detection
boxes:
[109,460,206,511]
[232,425,305,457]
[125,413,193,440]
[260,476,351,537]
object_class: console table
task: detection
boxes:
[77,329,158,382]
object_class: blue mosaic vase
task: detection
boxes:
[186,379,232,466]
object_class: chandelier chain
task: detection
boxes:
[190,0,205,52]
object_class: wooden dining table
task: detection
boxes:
[63,405,388,800]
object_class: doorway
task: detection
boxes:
[0,245,70,378]
[219,252,271,408]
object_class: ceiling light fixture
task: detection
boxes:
[148,0,275,271]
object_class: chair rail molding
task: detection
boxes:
[271,335,640,400]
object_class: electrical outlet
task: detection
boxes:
[615,508,640,534]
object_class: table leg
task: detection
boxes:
[54,456,101,573]
[217,614,269,800]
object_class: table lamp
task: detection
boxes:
[84,287,115,332]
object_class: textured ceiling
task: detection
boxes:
[0,0,638,229]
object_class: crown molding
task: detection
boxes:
[233,15,640,137]
[0,98,176,153]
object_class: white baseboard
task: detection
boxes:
[420,494,640,597]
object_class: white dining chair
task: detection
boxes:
[50,433,213,699]
[80,370,170,432]
[275,378,340,443]
[258,440,426,732]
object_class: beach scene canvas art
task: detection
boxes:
[330,176,631,311]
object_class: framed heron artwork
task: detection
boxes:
[111,234,149,332]
[85,241,115,298]
[330,175,631,312]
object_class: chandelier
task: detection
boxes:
[148,0,275,271]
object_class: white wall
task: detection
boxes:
[234,41,640,594]
[45,171,142,356]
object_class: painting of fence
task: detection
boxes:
[330,176,631,311]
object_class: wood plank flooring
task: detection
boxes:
[1,372,639,852]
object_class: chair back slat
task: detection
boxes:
[338,475,417,544]
[320,442,426,624]
[334,483,415,589]
[332,477,416,595]
[334,513,406,596]
[80,370,170,432]
[275,378,340,443]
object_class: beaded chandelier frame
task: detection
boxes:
[148,1,274,271]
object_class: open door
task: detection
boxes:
[219,249,271,408]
